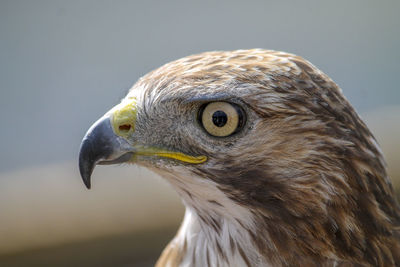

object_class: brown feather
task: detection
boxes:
[129,49,400,266]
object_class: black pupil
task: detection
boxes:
[212,110,228,127]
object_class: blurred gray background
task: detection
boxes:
[0,0,399,266]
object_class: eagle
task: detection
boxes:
[78,49,400,266]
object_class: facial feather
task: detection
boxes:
[134,49,400,266]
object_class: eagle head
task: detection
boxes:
[79,49,400,266]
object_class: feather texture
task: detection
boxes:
[127,49,400,266]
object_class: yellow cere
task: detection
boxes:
[134,149,207,164]
[111,97,138,139]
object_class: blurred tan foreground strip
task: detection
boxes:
[0,163,184,255]
[0,105,398,256]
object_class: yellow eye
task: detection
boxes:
[200,102,244,137]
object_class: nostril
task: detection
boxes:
[118,124,132,132]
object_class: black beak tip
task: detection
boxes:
[79,157,93,190]
[82,174,92,190]
[79,143,95,190]
[84,180,91,190]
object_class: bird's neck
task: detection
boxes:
[156,168,338,266]
[154,168,268,266]
[158,208,266,267]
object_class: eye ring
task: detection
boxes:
[198,102,245,137]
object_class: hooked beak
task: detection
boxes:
[78,116,133,189]
[78,97,207,189]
